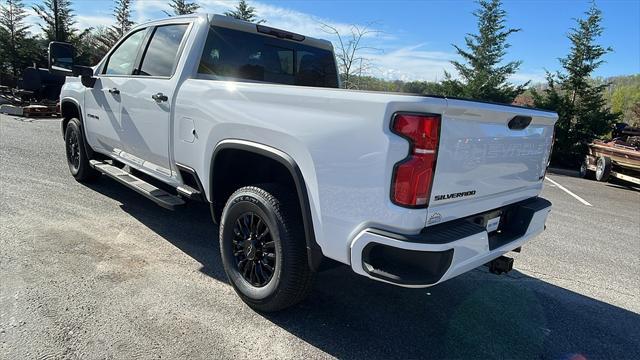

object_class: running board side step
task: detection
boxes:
[89,160,185,210]
[176,185,202,200]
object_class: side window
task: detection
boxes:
[138,24,188,77]
[103,29,146,75]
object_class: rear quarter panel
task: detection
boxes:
[173,81,447,263]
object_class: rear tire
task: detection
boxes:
[579,157,594,179]
[64,118,99,182]
[219,184,314,312]
[595,156,612,182]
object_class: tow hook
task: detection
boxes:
[485,256,514,275]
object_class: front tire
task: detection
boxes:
[64,118,98,182]
[219,185,314,312]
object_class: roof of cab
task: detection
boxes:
[209,14,334,51]
[133,13,207,28]
[130,13,334,52]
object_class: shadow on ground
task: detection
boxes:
[606,179,640,192]
[87,178,640,360]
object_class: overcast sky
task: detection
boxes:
[21,0,640,83]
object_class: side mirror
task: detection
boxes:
[48,41,96,87]
[48,41,75,76]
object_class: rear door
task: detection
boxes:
[117,23,190,179]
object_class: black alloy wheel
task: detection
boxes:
[66,129,81,172]
[219,185,315,312]
[232,212,276,287]
[64,118,98,182]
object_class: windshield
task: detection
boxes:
[198,26,339,88]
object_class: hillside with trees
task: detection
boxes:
[602,75,640,126]
[344,74,638,123]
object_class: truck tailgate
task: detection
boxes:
[427,99,557,224]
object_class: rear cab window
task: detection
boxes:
[198,26,339,88]
[138,24,189,77]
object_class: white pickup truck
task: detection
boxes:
[50,14,556,311]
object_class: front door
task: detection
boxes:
[83,28,148,157]
[117,23,190,179]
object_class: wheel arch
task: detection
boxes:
[60,97,101,159]
[60,97,83,138]
[210,139,323,271]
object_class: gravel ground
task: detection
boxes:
[1,114,639,359]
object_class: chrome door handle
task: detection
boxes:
[152,92,168,102]
[108,88,120,95]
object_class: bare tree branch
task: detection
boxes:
[319,21,381,89]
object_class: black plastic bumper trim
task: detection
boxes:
[362,244,453,286]
[369,219,485,244]
[487,197,551,250]
[369,196,551,246]
[360,196,551,285]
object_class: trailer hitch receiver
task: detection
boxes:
[486,256,514,275]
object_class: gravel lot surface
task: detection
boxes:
[1,115,639,359]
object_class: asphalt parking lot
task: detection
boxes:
[1,115,639,359]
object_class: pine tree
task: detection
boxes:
[95,0,134,58]
[112,0,133,38]
[32,0,77,42]
[533,3,620,166]
[443,0,526,103]
[0,0,38,82]
[224,0,265,24]
[87,26,112,64]
[165,0,199,16]
[0,33,4,81]
[32,0,96,65]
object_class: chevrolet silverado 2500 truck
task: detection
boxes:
[49,14,557,311]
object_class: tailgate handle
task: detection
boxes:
[508,115,532,130]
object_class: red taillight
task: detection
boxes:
[391,113,440,207]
